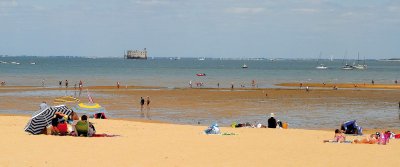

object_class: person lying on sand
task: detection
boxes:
[353,133,379,144]
[323,129,348,143]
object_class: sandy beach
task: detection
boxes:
[1,85,400,166]
[1,115,400,167]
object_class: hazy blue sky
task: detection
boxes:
[0,0,399,58]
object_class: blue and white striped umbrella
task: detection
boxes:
[24,105,73,135]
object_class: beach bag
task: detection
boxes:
[282,122,288,129]
[205,124,220,134]
[378,133,388,145]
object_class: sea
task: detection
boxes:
[1,56,399,87]
[1,56,400,129]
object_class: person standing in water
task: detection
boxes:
[146,96,151,109]
[65,80,69,88]
[140,97,145,112]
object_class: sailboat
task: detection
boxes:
[242,64,248,68]
[341,51,353,70]
[315,52,328,69]
[353,52,367,70]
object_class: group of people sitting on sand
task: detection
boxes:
[323,129,396,145]
[231,113,288,129]
[46,111,96,137]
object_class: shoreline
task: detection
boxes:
[277,82,400,89]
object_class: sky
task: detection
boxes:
[0,0,399,59]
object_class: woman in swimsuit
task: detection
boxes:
[323,129,346,143]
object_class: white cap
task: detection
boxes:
[270,113,275,117]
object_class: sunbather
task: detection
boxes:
[49,112,67,135]
[323,129,347,143]
[353,134,379,144]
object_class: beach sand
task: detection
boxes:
[1,115,400,167]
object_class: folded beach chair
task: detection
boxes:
[75,121,89,136]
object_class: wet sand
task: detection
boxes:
[1,85,400,129]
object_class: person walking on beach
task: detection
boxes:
[189,80,192,88]
[395,80,398,84]
[268,113,277,128]
[65,80,68,88]
[117,82,120,89]
[231,82,234,90]
[217,82,220,88]
[306,86,309,92]
[140,97,145,111]
[59,80,62,87]
[42,79,45,87]
[371,80,375,85]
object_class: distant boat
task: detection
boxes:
[315,52,328,69]
[30,62,36,65]
[316,64,328,69]
[10,61,20,65]
[353,52,367,70]
[341,64,354,70]
[198,57,205,61]
[0,61,7,64]
[242,64,248,68]
[341,51,353,70]
[196,73,206,76]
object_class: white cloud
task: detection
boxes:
[225,7,264,14]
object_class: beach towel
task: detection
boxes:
[92,134,120,137]
[325,140,353,144]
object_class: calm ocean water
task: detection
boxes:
[1,56,400,129]
[0,56,399,88]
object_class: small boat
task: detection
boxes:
[0,61,7,64]
[341,64,354,70]
[196,73,206,76]
[30,62,36,65]
[315,64,328,69]
[315,52,328,69]
[242,64,248,68]
[198,57,205,61]
[10,62,20,65]
[353,52,367,70]
[341,51,353,70]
